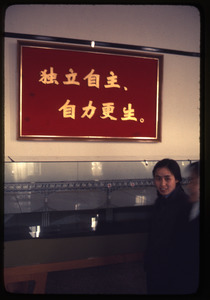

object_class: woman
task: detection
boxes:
[144,158,192,294]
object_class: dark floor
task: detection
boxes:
[45,261,147,294]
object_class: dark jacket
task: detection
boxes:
[144,184,192,294]
[177,213,200,293]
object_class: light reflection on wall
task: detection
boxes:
[135,195,146,206]
[91,162,103,177]
[10,163,41,181]
[29,225,41,238]
[91,214,99,231]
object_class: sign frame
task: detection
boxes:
[18,41,163,142]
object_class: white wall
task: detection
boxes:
[4,5,200,162]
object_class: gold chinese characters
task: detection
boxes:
[39,67,128,90]
[58,99,144,123]
[40,66,145,123]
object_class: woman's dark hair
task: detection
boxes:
[152,158,182,182]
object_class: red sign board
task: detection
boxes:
[19,41,162,141]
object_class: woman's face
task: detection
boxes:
[154,167,178,196]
